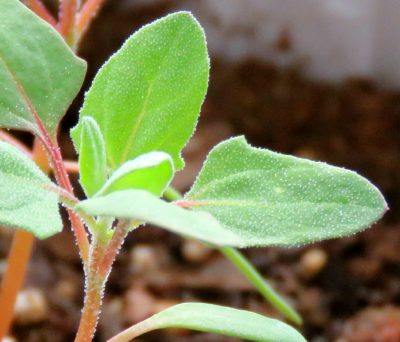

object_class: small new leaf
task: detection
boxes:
[0,141,62,239]
[109,303,306,342]
[72,11,209,171]
[76,190,241,246]
[95,152,174,197]
[185,136,387,247]
[78,117,107,197]
[0,0,86,139]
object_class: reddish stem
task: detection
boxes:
[26,0,57,27]
[30,110,89,263]
[58,0,79,43]
[37,130,89,263]
[76,0,105,40]
[99,221,131,278]
[75,222,130,342]
[74,239,107,342]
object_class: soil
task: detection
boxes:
[1,1,400,341]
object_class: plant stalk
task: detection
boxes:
[26,0,57,26]
[59,0,80,47]
[0,139,50,340]
[75,221,131,342]
[74,238,107,342]
[75,0,105,44]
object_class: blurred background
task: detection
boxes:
[2,1,400,341]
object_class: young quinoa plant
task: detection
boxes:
[0,1,387,341]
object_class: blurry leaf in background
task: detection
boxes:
[0,0,86,139]
[0,141,62,239]
[185,136,387,247]
[109,303,307,342]
[71,11,209,172]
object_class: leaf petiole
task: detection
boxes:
[163,186,302,325]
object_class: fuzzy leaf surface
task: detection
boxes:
[185,136,387,247]
[78,117,107,197]
[71,11,209,171]
[76,190,241,246]
[0,141,62,239]
[111,303,306,342]
[0,0,86,139]
[95,152,174,197]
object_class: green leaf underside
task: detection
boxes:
[95,152,174,197]
[76,190,242,246]
[0,141,62,239]
[0,0,86,139]
[120,303,306,342]
[185,136,387,247]
[72,11,209,171]
[79,117,107,197]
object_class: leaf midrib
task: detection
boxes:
[118,27,183,166]
[188,199,378,211]
[0,54,43,133]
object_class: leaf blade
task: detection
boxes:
[95,152,174,197]
[72,11,209,171]
[185,136,387,247]
[109,303,306,342]
[0,141,62,239]
[76,190,241,246]
[0,0,86,139]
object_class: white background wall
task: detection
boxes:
[178,0,400,88]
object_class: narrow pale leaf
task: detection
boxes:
[109,303,306,342]
[185,136,387,247]
[0,141,62,239]
[0,0,86,139]
[95,152,174,197]
[79,117,107,197]
[76,190,241,246]
[71,11,209,171]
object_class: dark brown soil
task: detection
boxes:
[1,1,400,341]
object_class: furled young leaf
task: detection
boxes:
[185,136,387,247]
[0,141,62,239]
[78,117,108,197]
[0,0,86,139]
[71,11,209,171]
[76,190,241,246]
[95,152,174,197]
[109,303,306,342]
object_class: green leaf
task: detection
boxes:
[0,0,86,139]
[71,11,209,171]
[185,136,387,247]
[108,303,306,342]
[78,117,107,197]
[95,152,174,197]
[76,190,241,246]
[0,141,62,239]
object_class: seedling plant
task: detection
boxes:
[0,1,387,341]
